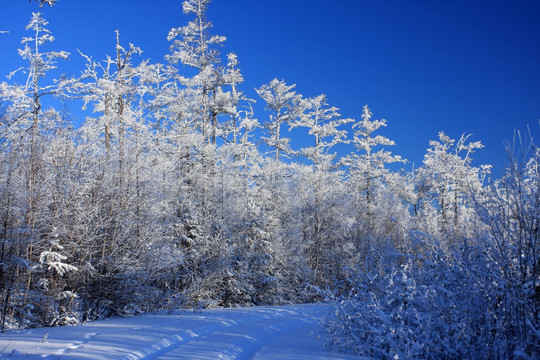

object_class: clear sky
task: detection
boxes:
[1,0,540,174]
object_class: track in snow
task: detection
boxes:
[0,304,362,359]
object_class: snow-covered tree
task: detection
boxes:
[1,12,69,216]
[345,105,406,214]
[220,53,252,144]
[288,95,354,286]
[0,12,76,329]
[166,0,227,145]
[256,79,303,161]
[292,94,353,170]
[341,105,407,265]
[415,132,489,244]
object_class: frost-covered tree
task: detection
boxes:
[415,132,489,244]
[76,31,142,156]
[164,1,245,260]
[292,94,353,170]
[254,160,314,303]
[166,0,227,145]
[256,79,303,161]
[220,53,252,144]
[71,32,187,318]
[345,105,406,215]
[341,105,407,264]
[1,12,69,216]
[0,12,77,329]
[289,95,353,286]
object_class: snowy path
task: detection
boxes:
[0,304,362,359]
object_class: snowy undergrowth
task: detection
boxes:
[326,142,540,360]
[326,245,539,360]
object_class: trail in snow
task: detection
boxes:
[0,304,363,359]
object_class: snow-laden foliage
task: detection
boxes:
[326,141,540,359]
[256,79,303,160]
[0,3,537,359]
[31,0,57,7]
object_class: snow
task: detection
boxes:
[0,304,363,359]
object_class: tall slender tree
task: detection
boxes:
[256,79,303,161]
[342,105,406,264]
[289,95,353,285]
[166,0,226,145]
[0,12,74,328]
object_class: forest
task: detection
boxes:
[0,0,539,359]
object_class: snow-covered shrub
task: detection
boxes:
[326,238,539,360]
[326,268,423,359]
[472,138,540,359]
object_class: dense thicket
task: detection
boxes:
[1,1,538,358]
[326,138,539,359]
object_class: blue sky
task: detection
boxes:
[1,0,539,174]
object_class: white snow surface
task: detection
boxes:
[0,303,363,359]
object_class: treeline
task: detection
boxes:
[0,2,538,358]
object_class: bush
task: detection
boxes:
[326,242,538,359]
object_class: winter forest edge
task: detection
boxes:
[0,0,539,359]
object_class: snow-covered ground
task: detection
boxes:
[0,304,363,359]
